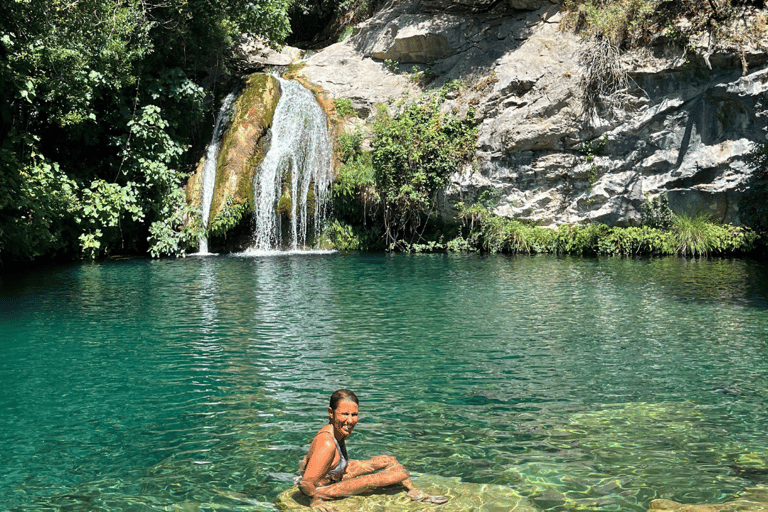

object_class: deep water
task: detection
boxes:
[2,253,768,511]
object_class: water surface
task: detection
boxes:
[2,253,768,511]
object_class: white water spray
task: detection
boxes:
[198,91,237,254]
[250,78,333,251]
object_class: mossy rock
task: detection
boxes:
[186,156,205,210]
[208,73,281,229]
[274,474,537,512]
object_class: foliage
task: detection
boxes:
[336,131,364,163]
[338,25,354,42]
[147,189,204,258]
[333,98,357,118]
[0,0,295,262]
[562,0,662,47]
[562,0,767,52]
[210,196,249,238]
[287,0,383,46]
[641,192,675,230]
[319,219,378,250]
[332,132,379,227]
[371,96,477,249]
[449,201,757,257]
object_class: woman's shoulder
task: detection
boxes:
[312,426,336,446]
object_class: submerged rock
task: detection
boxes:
[649,485,768,512]
[274,474,537,511]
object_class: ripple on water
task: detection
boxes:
[1,254,768,511]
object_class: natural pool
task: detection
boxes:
[2,253,768,511]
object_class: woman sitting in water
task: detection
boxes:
[296,389,449,511]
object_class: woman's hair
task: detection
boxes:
[329,389,359,410]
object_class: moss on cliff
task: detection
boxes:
[207,73,281,234]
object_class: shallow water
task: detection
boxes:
[2,253,768,511]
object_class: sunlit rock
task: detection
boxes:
[274,474,538,511]
[292,0,768,227]
[231,35,303,72]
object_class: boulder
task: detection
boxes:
[231,35,303,72]
[274,474,538,512]
[417,0,562,15]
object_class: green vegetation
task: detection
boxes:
[288,0,384,46]
[325,81,759,258]
[562,0,662,47]
[333,98,357,118]
[371,95,477,249]
[562,0,766,50]
[443,202,758,257]
[0,0,295,263]
[326,83,477,251]
[641,192,675,231]
[579,135,608,184]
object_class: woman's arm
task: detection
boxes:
[298,434,337,498]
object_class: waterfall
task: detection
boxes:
[198,91,237,254]
[250,78,333,252]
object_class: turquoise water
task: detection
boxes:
[2,253,768,511]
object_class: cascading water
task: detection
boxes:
[198,91,237,254]
[250,78,333,252]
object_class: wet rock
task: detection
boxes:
[274,474,537,511]
[186,73,281,233]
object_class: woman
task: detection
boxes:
[296,389,449,511]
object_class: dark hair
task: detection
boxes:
[329,389,359,410]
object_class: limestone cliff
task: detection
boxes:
[290,0,768,227]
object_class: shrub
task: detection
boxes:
[333,98,357,118]
[371,97,477,248]
[336,131,363,163]
[641,192,675,230]
[450,200,757,257]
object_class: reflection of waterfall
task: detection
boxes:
[251,78,333,251]
[197,258,218,333]
[199,91,237,254]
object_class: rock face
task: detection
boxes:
[274,474,538,511]
[295,0,768,227]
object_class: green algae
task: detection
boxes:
[650,484,768,511]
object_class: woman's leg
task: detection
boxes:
[314,456,448,504]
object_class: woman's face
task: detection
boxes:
[329,399,359,440]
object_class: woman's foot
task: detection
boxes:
[407,489,450,505]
